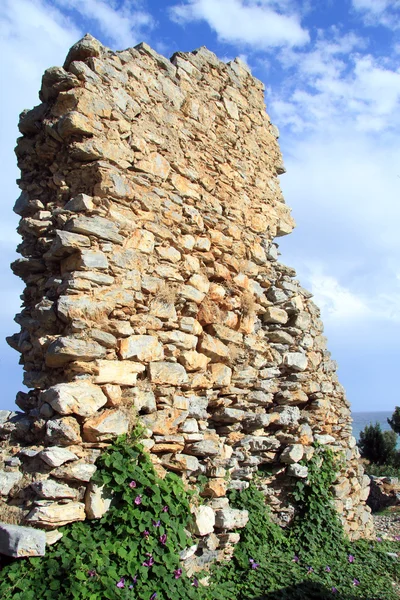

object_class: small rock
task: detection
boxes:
[0,471,23,495]
[191,505,215,536]
[0,523,46,557]
[287,464,308,478]
[39,446,78,468]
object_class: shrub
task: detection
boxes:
[388,407,400,436]
[358,422,397,465]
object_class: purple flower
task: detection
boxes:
[143,554,154,568]
[307,566,313,574]
[159,534,167,545]
[348,554,354,563]
[153,520,161,527]
[129,575,138,589]
[395,535,400,541]
[150,594,157,600]
[87,570,96,577]
[325,566,331,572]
[292,555,299,563]
[249,558,259,570]
[116,577,125,588]
[174,569,183,579]
[331,587,338,594]
[192,578,199,588]
[134,495,142,505]
[376,536,382,542]
[353,578,360,586]
[162,506,168,512]
[129,481,137,488]
[143,530,150,538]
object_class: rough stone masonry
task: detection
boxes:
[0,34,373,560]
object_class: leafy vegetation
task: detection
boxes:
[359,423,397,465]
[388,407,400,436]
[0,436,399,600]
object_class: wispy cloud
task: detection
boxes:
[53,0,155,49]
[169,0,309,49]
[352,0,400,29]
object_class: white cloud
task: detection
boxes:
[170,0,309,49]
[269,28,400,135]
[306,268,371,322]
[352,0,400,29]
[53,0,155,49]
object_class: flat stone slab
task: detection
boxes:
[0,523,46,557]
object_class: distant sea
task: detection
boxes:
[351,411,393,441]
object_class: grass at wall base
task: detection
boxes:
[0,434,399,600]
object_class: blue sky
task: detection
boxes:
[1,0,400,412]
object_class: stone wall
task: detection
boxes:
[0,34,372,556]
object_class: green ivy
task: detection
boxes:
[1,439,399,600]
[0,433,201,600]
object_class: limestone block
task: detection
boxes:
[52,461,97,482]
[241,436,280,452]
[191,506,215,536]
[160,453,200,473]
[46,230,91,259]
[133,389,156,414]
[0,524,46,557]
[39,446,78,468]
[201,479,227,498]
[209,364,232,387]
[274,406,301,426]
[179,350,210,372]
[212,408,245,424]
[63,34,103,69]
[65,215,123,244]
[64,193,94,212]
[91,329,117,349]
[83,410,129,442]
[287,464,308,478]
[27,502,86,528]
[214,508,249,530]
[0,471,23,495]
[185,439,219,456]
[91,359,145,385]
[119,335,164,362]
[85,483,113,519]
[31,479,78,499]
[179,285,205,304]
[46,336,106,367]
[263,307,288,324]
[158,331,198,351]
[41,381,107,418]
[283,352,308,372]
[291,311,311,330]
[141,408,188,435]
[280,444,304,464]
[149,362,188,385]
[156,245,181,262]
[62,249,109,271]
[188,397,209,419]
[135,152,171,179]
[198,334,230,362]
[45,417,82,446]
[207,324,243,345]
[46,530,63,546]
[179,317,203,335]
[314,434,336,445]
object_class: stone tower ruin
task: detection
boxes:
[0,34,372,556]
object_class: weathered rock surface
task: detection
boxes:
[1,34,373,561]
[0,523,46,557]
